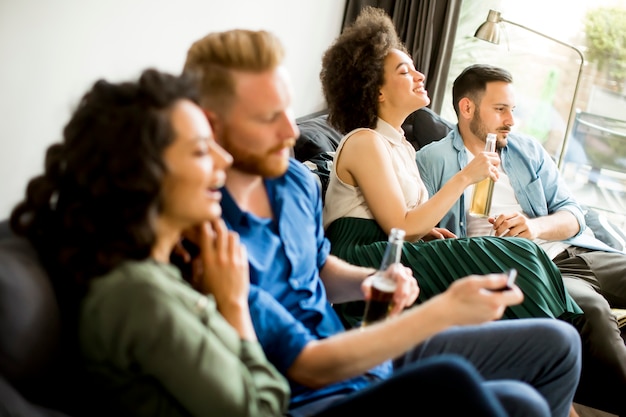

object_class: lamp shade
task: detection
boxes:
[474,10,503,44]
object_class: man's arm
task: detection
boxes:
[492,210,580,241]
[530,210,581,240]
[505,136,586,239]
[318,255,374,304]
[287,273,523,388]
[319,255,418,315]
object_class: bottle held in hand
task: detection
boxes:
[469,133,497,218]
[361,275,397,326]
[361,228,406,327]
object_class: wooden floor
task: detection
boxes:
[574,403,618,417]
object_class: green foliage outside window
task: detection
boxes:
[584,6,626,89]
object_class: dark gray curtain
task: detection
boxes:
[342,0,461,113]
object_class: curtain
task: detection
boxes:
[342,0,461,113]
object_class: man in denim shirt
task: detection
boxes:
[416,63,626,415]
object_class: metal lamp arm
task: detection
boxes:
[501,18,585,63]
[500,17,585,168]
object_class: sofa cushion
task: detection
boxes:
[402,107,454,151]
[294,114,342,162]
[584,206,626,251]
[0,219,12,240]
[302,151,335,206]
[0,236,61,382]
[0,228,92,416]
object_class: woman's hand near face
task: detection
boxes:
[196,219,249,302]
[194,219,255,340]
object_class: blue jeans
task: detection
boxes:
[396,318,581,417]
[294,354,508,417]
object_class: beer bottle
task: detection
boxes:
[469,133,497,218]
[361,228,406,327]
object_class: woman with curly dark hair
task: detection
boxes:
[320,7,583,329]
[10,69,290,417]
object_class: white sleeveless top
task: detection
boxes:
[323,118,428,229]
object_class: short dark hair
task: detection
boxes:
[452,64,513,116]
[321,6,407,134]
[11,69,199,290]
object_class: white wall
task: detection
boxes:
[0,0,345,218]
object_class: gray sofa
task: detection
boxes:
[0,222,81,416]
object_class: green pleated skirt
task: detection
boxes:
[326,217,583,328]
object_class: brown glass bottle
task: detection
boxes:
[361,228,405,326]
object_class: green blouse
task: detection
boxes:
[79,260,289,417]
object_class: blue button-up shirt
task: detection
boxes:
[221,159,391,407]
[221,159,341,338]
[415,126,588,243]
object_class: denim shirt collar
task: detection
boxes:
[220,178,282,229]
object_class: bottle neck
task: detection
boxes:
[485,133,497,152]
[379,229,404,271]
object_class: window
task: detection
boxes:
[443,0,626,230]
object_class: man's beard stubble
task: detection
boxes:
[221,130,295,178]
[469,108,508,149]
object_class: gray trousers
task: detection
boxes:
[396,319,581,417]
[555,246,626,414]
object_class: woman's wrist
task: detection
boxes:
[218,301,258,341]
